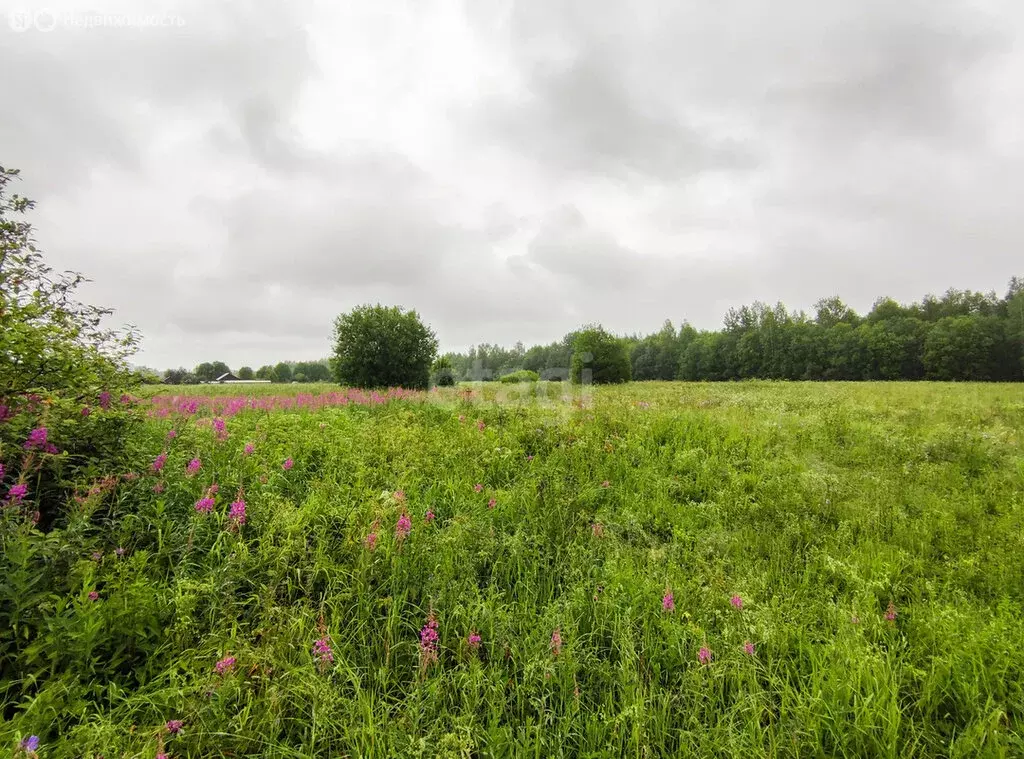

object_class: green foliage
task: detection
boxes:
[498,369,539,383]
[570,327,632,384]
[3,382,1024,757]
[331,304,438,390]
[237,366,255,380]
[255,365,275,381]
[432,355,456,387]
[273,362,293,383]
[0,166,141,528]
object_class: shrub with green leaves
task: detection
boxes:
[331,304,438,390]
[499,369,539,383]
[570,326,632,384]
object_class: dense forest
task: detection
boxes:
[443,279,1024,382]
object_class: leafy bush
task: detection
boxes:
[432,355,456,386]
[499,369,539,383]
[331,304,438,390]
[570,326,632,384]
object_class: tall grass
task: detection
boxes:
[2,382,1022,757]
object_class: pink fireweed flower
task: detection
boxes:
[313,636,334,670]
[477,420,486,431]
[282,458,294,470]
[526,454,534,461]
[458,414,465,423]
[0,463,4,480]
[420,615,440,666]
[156,753,168,759]
[91,551,103,562]
[468,631,482,649]
[730,595,743,610]
[166,719,183,735]
[186,458,201,476]
[473,483,483,493]
[550,628,563,657]
[152,453,167,472]
[98,391,112,409]
[88,591,99,601]
[393,489,406,503]
[166,429,177,440]
[743,641,755,656]
[662,589,675,612]
[243,442,255,456]
[425,510,435,523]
[395,512,411,539]
[487,498,496,509]
[364,532,378,551]
[698,646,712,664]
[214,656,235,675]
[115,546,126,557]
[23,427,49,451]
[885,602,897,622]
[81,406,91,417]
[194,497,215,514]
[7,483,28,504]
[229,499,246,525]
[153,482,165,494]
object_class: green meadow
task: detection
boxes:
[3,381,1023,757]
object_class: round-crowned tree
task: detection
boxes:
[331,304,438,389]
[570,326,632,384]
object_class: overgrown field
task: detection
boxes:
[3,382,1023,757]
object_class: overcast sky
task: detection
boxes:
[3,0,1023,369]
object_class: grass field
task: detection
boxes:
[4,382,1023,757]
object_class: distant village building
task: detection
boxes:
[215,372,240,383]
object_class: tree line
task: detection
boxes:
[159,359,332,385]
[442,280,1024,383]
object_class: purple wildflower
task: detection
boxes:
[214,656,235,675]
[425,510,435,524]
[477,420,486,431]
[282,458,294,470]
[550,628,563,657]
[468,631,482,649]
[244,442,255,456]
[152,453,167,472]
[473,483,483,493]
[313,636,334,670]
[166,429,177,440]
[23,427,49,451]
[88,591,99,601]
[7,483,28,503]
[698,646,712,664]
[98,391,112,409]
[743,641,755,656]
[185,458,201,476]
[662,589,675,612]
[395,512,411,539]
[420,614,440,666]
[364,532,378,551]
[166,719,183,735]
[229,499,246,525]
[194,497,215,514]
[91,551,103,562]
[885,602,898,622]
[20,736,39,752]
[487,498,496,509]
[81,406,91,417]
[730,595,743,610]
[115,546,126,557]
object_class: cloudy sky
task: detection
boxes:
[2,0,1023,370]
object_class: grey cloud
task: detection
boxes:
[4,0,1024,370]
